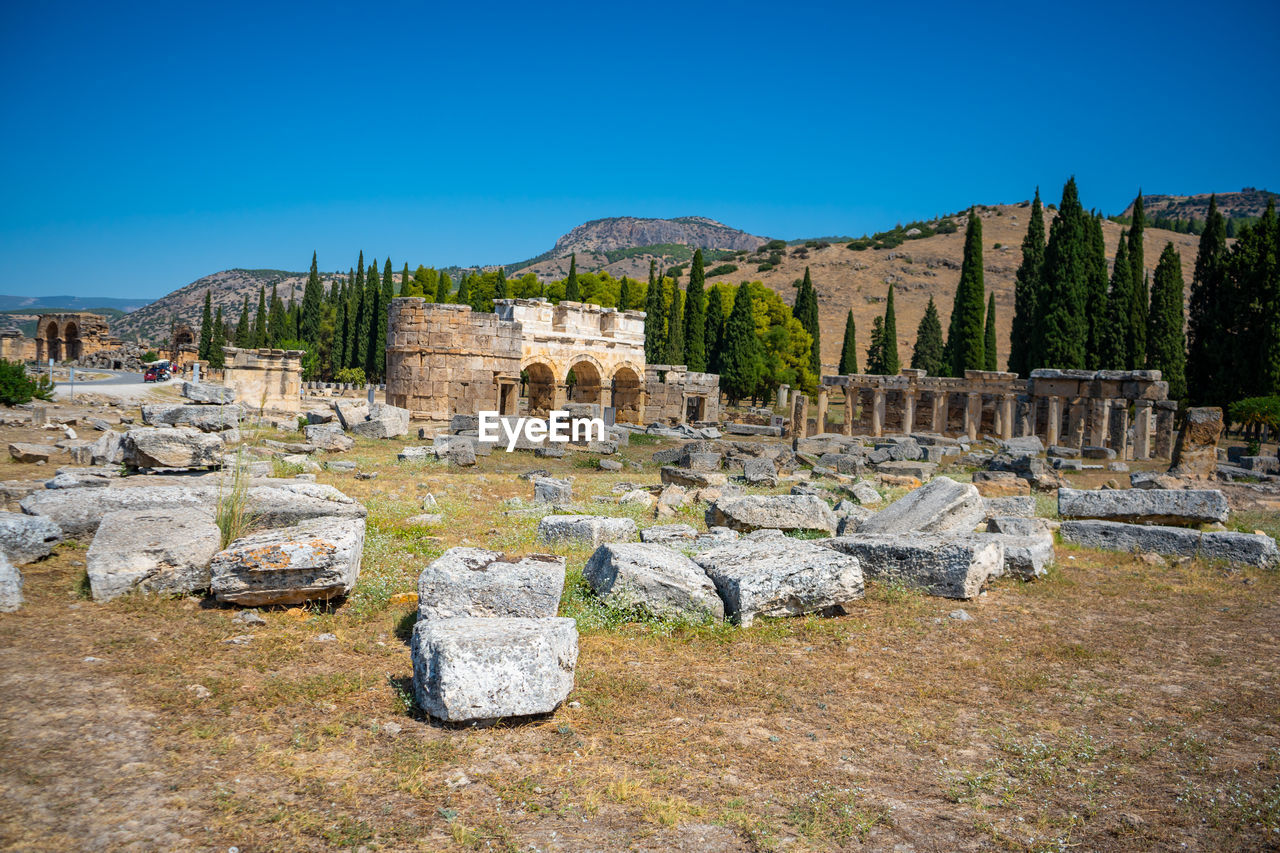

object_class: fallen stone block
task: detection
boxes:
[725,423,782,437]
[410,616,578,724]
[987,516,1054,537]
[533,477,572,505]
[997,436,1045,456]
[1058,487,1229,526]
[584,543,724,619]
[873,460,936,480]
[417,547,565,621]
[661,466,727,489]
[858,477,986,535]
[1048,445,1081,458]
[974,477,1031,497]
[847,482,882,506]
[974,532,1055,580]
[123,427,223,470]
[350,403,410,439]
[825,534,1002,599]
[1169,406,1222,479]
[982,496,1038,519]
[141,403,242,432]
[1082,445,1116,460]
[706,494,837,535]
[1058,520,1279,567]
[8,443,59,464]
[693,535,863,626]
[0,512,63,563]
[741,456,778,486]
[332,399,369,430]
[182,381,235,404]
[86,508,221,602]
[537,515,639,547]
[0,553,21,612]
[211,516,365,606]
[90,430,124,466]
[306,423,355,452]
[599,458,623,472]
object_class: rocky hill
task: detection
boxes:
[1123,188,1277,222]
[551,216,765,255]
[109,268,342,344]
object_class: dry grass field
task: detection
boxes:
[1,416,1278,852]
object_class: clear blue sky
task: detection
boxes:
[2,0,1277,300]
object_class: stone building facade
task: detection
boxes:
[385,297,719,426]
[818,367,1174,459]
[0,330,37,362]
[35,313,118,363]
[223,347,303,413]
[169,323,199,368]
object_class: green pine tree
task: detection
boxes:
[376,259,393,380]
[705,286,726,374]
[364,261,380,375]
[563,253,580,302]
[1186,195,1230,404]
[401,262,409,296]
[1146,242,1187,399]
[838,310,858,374]
[198,289,213,360]
[1227,199,1280,401]
[353,263,370,372]
[253,287,268,348]
[866,316,886,374]
[1008,188,1045,376]
[234,293,251,347]
[792,267,822,377]
[643,260,668,363]
[1127,192,1148,367]
[1038,179,1090,369]
[683,249,707,371]
[436,271,451,303]
[1099,235,1132,369]
[882,284,900,375]
[983,292,997,371]
[719,283,764,403]
[911,296,945,375]
[209,307,225,368]
[301,251,323,346]
[618,276,634,312]
[333,282,347,370]
[267,284,287,346]
[1085,214,1108,366]
[944,210,988,375]
[494,266,508,300]
[666,284,685,365]
[456,273,471,306]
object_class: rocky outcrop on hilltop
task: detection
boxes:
[551,216,766,256]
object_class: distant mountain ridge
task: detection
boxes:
[0,294,150,312]
[1123,188,1277,222]
[549,216,766,256]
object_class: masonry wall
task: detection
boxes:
[223,347,303,413]
[645,365,722,424]
[0,332,36,362]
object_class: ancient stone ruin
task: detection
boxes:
[222,347,304,413]
[34,313,119,364]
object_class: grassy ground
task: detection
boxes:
[1,421,1278,851]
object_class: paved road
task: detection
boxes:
[51,368,178,399]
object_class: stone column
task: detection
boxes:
[1045,396,1062,448]
[901,389,917,436]
[1067,399,1088,448]
[815,387,829,435]
[931,391,948,434]
[776,384,789,409]
[998,394,1015,440]
[1154,400,1177,459]
[1109,400,1130,460]
[1017,395,1037,438]
[791,393,809,439]
[842,388,855,437]
[1132,399,1153,460]
[870,389,885,437]
[552,382,569,411]
[963,393,981,440]
[1088,398,1110,447]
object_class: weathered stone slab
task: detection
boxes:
[536,515,638,547]
[974,532,1054,580]
[533,477,572,505]
[0,553,21,612]
[1058,487,1228,526]
[123,428,223,470]
[982,496,1037,518]
[825,534,1002,599]
[410,616,578,723]
[858,477,986,535]
[211,516,365,605]
[141,403,242,432]
[693,535,863,626]
[8,443,58,463]
[333,399,369,430]
[661,466,727,489]
[90,430,124,466]
[706,494,836,535]
[987,516,1054,537]
[725,423,782,437]
[182,381,235,404]
[305,423,355,452]
[1059,520,1278,567]
[974,477,1031,497]
[872,460,937,480]
[997,436,1045,456]
[0,512,63,564]
[1170,407,1222,479]
[639,524,739,553]
[584,543,724,619]
[86,508,221,601]
[417,547,565,621]
[350,403,410,439]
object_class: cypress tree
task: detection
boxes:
[944,210,988,375]
[866,316,886,374]
[353,263,370,372]
[705,286,726,374]
[376,259,393,380]
[1008,189,1045,376]
[793,267,822,377]
[235,293,251,347]
[618,276,634,312]
[253,287,268,348]
[1229,200,1280,400]
[882,284,900,375]
[267,284,286,345]
[666,283,685,365]
[436,271,451,303]
[911,296,945,375]
[1085,214,1108,366]
[333,283,347,371]
[302,251,323,345]
[719,283,763,403]
[198,289,213,360]
[1146,242,1187,399]
[456,273,471,306]
[346,267,362,369]
[1099,235,1132,369]
[1127,192,1148,367]
[643,260,668,363]
[364,261,380,375]
[838,310,858,374]
[983,292,997,371]
[494,266,508,300]
[209,307,226,368]
[1186,195,1229,404]
[1038,179,1090,369]
[563,253,580,302]
[684,249,707,371]
[401,262,409,296]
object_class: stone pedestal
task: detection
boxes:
[1154,400,1177,459]
[998,394,1015,440]
[963,393,982,440]
[842,389,855,436]
[1132,399,1153,460]
[931,392,948,434]
[902,390,917,436]
[870,389,886,437]
[1089,398,1110,447]
[1045,396,1062,448]
[815,388,829,434]
[791,393,810,439]
[1109,401,1130,460]
[777,384,789,409]
[1067,399,1087,449]
[1170,406,1222,478]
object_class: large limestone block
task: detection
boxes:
[693,535,864,626]
[741,457,778,486]
[858,477,986,535]
[182,381,235,404]
[0,553,21,612]
[987,516,1054,537]
[661,466,727,489]
[983,496,1037,519]
[90,430,124,466]
[972,532,1055,580]
[1058,487,1229,526]
[410,617,578,724]
[351,403,410,439]
[304,423,355,452]
[0,512,63,564]
[332,399,369,430]
[123,427,223,470]
[141,403,242,432]
[8,443,59,464]
[825,534,1002,599]
[536,515,638,547]
[211,516,365,605]
[417,547,565,621]
[584,542,724,619]
[1169,407,1223,479]
[245,483,368,528]
[1058,520,1279,568]
[533,477,572,505]
[706,494,837,535]
[86,508,221,602]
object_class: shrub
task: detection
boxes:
[141,350,160,362]
[1228,396,1280,431]
[756,262,776,272]
[0,359,54,405]
[761,239,787,253]
[335,367,366,385]
[707,264,738,277]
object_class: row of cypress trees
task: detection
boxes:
[642,249,711,372]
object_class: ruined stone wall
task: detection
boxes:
[0,330,36,362]
[645,365,721,424]
[385,300,522,423]
[223,347,303,413]
[35,313,116,363]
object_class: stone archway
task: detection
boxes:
[43,321,60,362]
[567,359,602,405]
[612,365,643,424]
[524,362,556,417]
[63,322,81,361]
